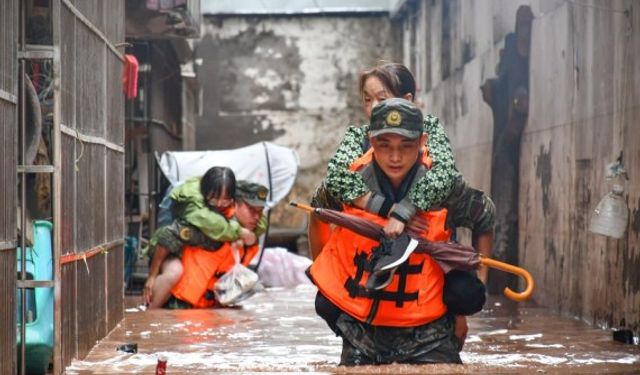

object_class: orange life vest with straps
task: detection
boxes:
[171,243,259,308]
[309,145,451,327]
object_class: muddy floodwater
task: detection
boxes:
[66,285,639,374]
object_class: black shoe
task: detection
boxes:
[365,267,396,291]
[372,233,419,273]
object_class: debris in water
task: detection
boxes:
[116,343,138,354]
[155,355,167,375]
[613,329,636,345]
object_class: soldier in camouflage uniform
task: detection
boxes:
[143,167,267,308]
[145,178,268,259]
[312,99,469,365]
[310,62,495,346]
[319,118,494,236]
[163,181,270,309]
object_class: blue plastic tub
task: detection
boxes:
[16,220,54,375]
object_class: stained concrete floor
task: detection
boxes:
[65,286,639,374]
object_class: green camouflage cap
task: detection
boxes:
[236,180,269,207]
[369,98,423,139]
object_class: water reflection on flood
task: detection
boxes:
[67,285,639,374]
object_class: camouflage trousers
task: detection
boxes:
[314,291,461,366]
[146,219,223,260]
[336,313,462,366]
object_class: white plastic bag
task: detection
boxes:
[214,244,259,306]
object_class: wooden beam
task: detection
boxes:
[61,124,125,153]
[0,240,17,251]
[60,240,124,265]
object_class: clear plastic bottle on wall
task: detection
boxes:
[589,184,629,239]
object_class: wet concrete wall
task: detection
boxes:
[400,0,639,332]
[196,15,397,226]
[521,0,639,334]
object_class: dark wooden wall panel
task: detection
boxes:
[56,0,126,368]
[75,255,107,359]
[107,246,124,332]
[75,143,106,252]
[61,135,76,253]
[61,263,77,369]
[0,0,18,373]
[60,5,76,127]
[107,53,124,145]
[107,151,124,241]
[0,251,17,374]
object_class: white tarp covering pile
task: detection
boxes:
[158,142,299,208]
[257,247,312,287]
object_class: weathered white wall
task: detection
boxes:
[401,0,639,331]
[196,15,397,226]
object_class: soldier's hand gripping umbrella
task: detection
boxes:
[291,202,534,302]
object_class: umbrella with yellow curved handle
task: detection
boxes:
[479,255,535,302]
[291,201,535,302]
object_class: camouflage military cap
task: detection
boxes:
[369,98,423,139]
[236,180,269,207]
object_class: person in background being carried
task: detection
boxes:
[143,166,267,308]
[309,62,495,344]
[310,98,469,365]
[168,181,269,309]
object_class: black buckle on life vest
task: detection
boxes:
[345,251,423,308]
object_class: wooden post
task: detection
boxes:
[51,0,63,372]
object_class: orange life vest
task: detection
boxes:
[309,146,450,327]
[308,145,433,259]
[171,243,258,308]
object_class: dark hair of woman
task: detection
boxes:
[358,62,416,99]
[200,166,236,201]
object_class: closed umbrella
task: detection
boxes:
[291,202,534,302]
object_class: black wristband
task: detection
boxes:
[390,211,409,224]
[390,198,417,223]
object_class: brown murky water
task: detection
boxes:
[66,286,639,374]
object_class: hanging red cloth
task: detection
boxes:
[122,54,139,99]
